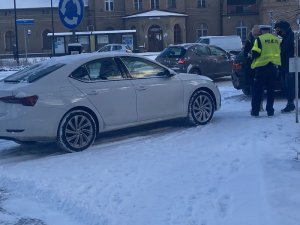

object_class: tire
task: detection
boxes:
[242,87,252,96]
[187,90,215,125]
[189,68,201,75]
[15,140,37,145]
[57,110,97,153]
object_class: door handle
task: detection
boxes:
[136,86,147,91]
[86,90,99,95]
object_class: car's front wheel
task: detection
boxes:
[187,90,215,125]
[57,110,97,152]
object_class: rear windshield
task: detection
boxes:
[158,47,186,58]
[3,62,65,83]
[198,38,209,44]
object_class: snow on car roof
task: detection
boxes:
[40,52,147,66]
[123,10,187,19]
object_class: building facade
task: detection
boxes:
[0,0,300,56]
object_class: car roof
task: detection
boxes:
[168,43,207,49]
[43,52,143,65]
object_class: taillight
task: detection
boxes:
[177,58,187,64]
[232,63,242,70]
[0,95,38,106]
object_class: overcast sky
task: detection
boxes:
[0,0,88,9]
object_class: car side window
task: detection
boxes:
[99,46,110,52]
[120,56,168,79]
[93,58,123,80]
[71,65,90,81]
[113,45,122,51]
[71,58,123,81]
[209,46,227,57]
[194,46,209,56]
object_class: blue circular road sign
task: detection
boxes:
[59,0,84,29]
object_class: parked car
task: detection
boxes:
[0,53,221,152]
[97,44,132,53]
[231,49,282,95]
[155,43,233,79]
[195,35,243,55]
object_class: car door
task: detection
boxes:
[190,45,217,76]
[119,56,184,122]
[68,57,137,127]
[207,45,233,77]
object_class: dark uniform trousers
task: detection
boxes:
[252,63,277,115]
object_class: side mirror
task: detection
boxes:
[157,69,175,77]
[165,69,176,77]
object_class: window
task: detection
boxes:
[121,56,167,78]
[5,31,15,51]
[42,29,52,50]
[4,63,65,83]
[71,58,122,81]
[160,47,186,58]
[105,0,114,11]
[174,24,182,44]
[197,0,206,8]
[196,23,208,38]
[151,0,159,9]
[134,0,143,10]
[194,46,209,56]
[209,46,227,57]
[168,0,176,8]
[236,21,247,42]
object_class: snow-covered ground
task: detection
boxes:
[1,61,300,225]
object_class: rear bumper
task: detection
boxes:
[0,105,64,142]
[231,70,248,90]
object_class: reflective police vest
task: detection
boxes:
[251,33,281,69]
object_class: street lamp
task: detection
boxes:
[13,0,19,64]
[51,0,55,56]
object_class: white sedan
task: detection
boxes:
[0,53,221,152]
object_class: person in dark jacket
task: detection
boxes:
[274,20,295,113]
[244,25,264,110]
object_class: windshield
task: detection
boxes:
[3,62,65,83]
[158,47,186,58]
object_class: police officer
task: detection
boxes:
[250,27,281,117]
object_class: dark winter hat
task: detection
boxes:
[274,20,290,31]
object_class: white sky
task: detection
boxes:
[0,0,88,9]
[0,66,300,225]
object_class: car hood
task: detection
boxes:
[176,73,213,82]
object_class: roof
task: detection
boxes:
[123,10,187,19]
[0,0,88,10]
[47,30,136,36]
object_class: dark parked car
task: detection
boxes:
[231,49,282,95]
[155,43,233,79]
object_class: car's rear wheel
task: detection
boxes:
[15,140,37,145]
[187,90,215,125]
[242,87,252,96]
[57,110,97,153]
[189,68,201,75]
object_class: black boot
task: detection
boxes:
[281,104,295,113]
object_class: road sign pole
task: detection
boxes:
[13,0,19,64]
[51,0,56,57]
[295,31,299,123]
